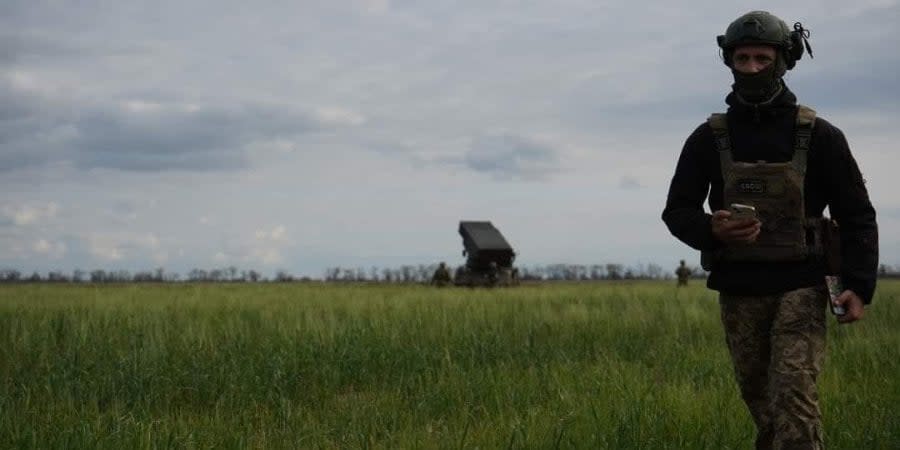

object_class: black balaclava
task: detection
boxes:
[730,52,787,104]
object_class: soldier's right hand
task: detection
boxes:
[711,210,761,244]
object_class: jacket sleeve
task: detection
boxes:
[662,124,721,252]
[818,119,879,303]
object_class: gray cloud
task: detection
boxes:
[0,81,327,172]
[70,104,304,172]
[0,31,89,65]
[462,134,561,180]
[0,79,38,121]
[619,176,643,190]
[797,58,900,113]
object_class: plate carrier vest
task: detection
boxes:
[702,105,827,266]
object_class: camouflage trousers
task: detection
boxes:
[719,286,828,450]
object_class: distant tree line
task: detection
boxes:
[3,263,899,284]
[0,262,692,284]
[322,263,684,283]
[0,267,309,283]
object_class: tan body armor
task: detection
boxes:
[703,106,826,267]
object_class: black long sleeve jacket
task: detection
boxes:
[662,87,879,303]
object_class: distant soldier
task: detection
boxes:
[431,262,451,287]
[675,260,691,286]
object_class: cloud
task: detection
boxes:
[0,76,339,173]
[359,0,390,14]
[249,225,289,264]
[314,107,367,126]
[255,225,287,243]
[461,133,562,180]
[85,232,161,262]
[69,101,322,172]
[33,238,66,259]
[105,201,139,224]
[619,176,643,190]
[1,202,59,226]
[0,29,91,65]
[89,237,123,261]
[212,225,291,267]
[251,248,284,265]
[0,74,40,120]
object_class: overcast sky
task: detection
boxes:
[2,0,899,278]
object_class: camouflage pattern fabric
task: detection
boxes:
[719,286,827,450]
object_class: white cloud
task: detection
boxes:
[2,202,59,226]
[33,239,51,252]
[120,99,202,114]
[247,225,289,265]
[139,233,160,250]
[251,247,283,265]
[256,225,287,243]
[88,236,124,261]
[33,239,66,259]
[359,0,390,14]
[6,70,45,94]
[209,225,291,267]
[84,232,163,262]
[122,100,163,113]
[151,251,169,264]
[314,107,367,126]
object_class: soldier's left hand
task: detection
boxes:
[834,290,865,324]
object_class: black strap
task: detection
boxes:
[793,105,816,175]
[708,107,816,176]
[707,113,733,178]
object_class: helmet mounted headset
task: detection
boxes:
[717,11,813,70]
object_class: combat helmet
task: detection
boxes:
[717,11,812,70]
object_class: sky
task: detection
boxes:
[2,0,899,278]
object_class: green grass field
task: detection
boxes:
[1,281,897,449]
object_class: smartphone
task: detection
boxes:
[729,203,757,221]
[825,275,846,316]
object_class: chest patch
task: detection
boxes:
[736,178,766,194]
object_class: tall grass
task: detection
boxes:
[1,281,897,449]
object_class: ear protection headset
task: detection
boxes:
[717,13,813,70]
[787,22,813,68]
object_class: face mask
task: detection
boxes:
[731,56,787,103]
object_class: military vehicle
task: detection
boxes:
[454,221,519,287]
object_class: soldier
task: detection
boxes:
[675,260,691,286]
[662,11,878,449]
[431,262,451,287]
